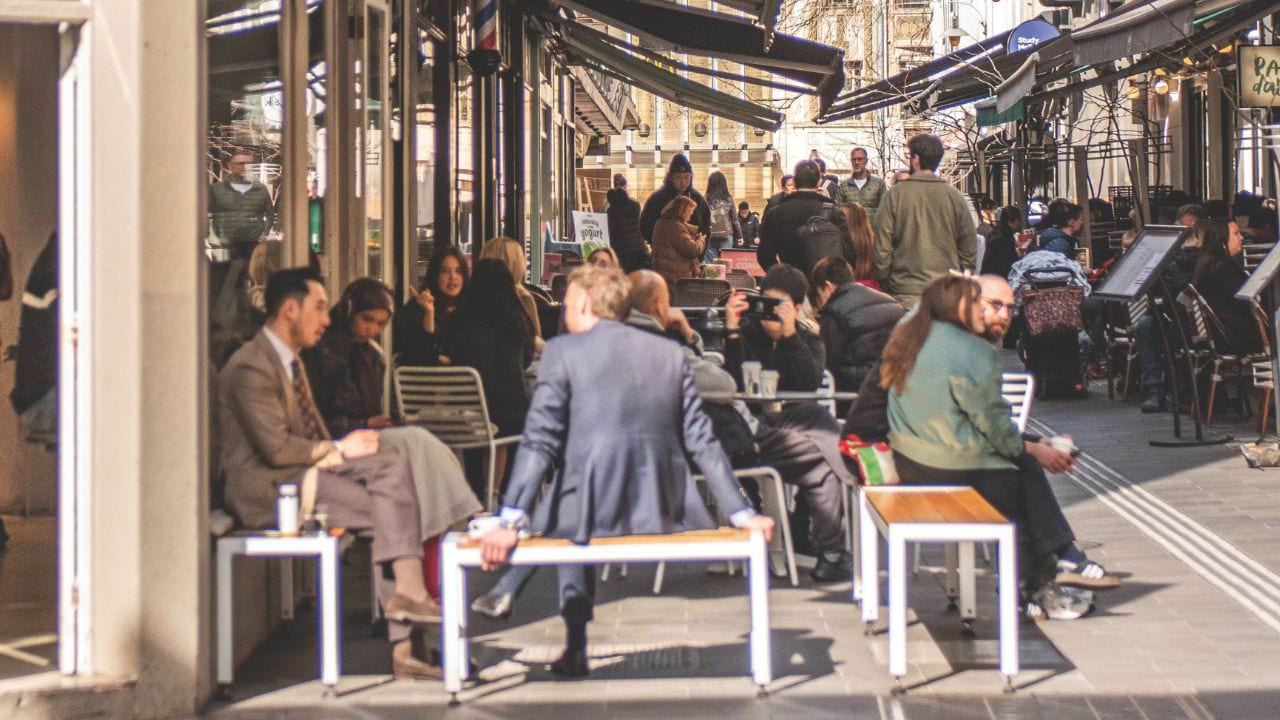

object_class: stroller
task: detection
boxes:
[1016,267,1089,399]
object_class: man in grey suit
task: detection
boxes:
[477,266,775,677]
[218,267,440,679]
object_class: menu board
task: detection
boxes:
[1093,225,1186,301]
[1237,241,1280,301]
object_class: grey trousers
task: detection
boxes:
[558,563,596,630]
[317,452,423,642]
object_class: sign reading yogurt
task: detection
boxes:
[571,210,610,251]
[1240,45,1280,107]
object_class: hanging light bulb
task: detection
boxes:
[1154,77,1170,95]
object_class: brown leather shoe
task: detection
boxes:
[384,593,442,624]
[392,652,443,681]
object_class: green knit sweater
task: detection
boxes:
[887,321,1023,471]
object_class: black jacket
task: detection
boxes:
[440,317,532,436]
[724,320,826,392]
[757,189,853,275]
[818,283,905,392]
[606,188,650,267]
[981,226,1019,280]
[1194,256,1263,354]
[302,327,384,437]
[740,212,761,246]
[11,233,57,414]
[639,184,711,244]
[392,298,443,367]
[843,364,889,442]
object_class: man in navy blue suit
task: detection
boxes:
[477,265,774,677]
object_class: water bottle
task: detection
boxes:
[277,484,300,536]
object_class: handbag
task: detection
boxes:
[1022,284,1084,335]
[838,434,899,486]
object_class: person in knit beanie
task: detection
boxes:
[639,153,712,246]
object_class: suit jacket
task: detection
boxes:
[218,330,340,528]
[502,320,750,543]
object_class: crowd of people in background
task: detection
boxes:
[206,131,1280,680]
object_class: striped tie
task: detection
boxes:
[291,360,329,441]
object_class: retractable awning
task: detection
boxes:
[553,0,845,117]
[629,0,784,51]
[1071,0,1197,67]
[555,20,785,131]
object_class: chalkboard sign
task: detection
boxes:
[1240,45,1280,108]
[1236,241,1280,301]
[1093,225,1187,302]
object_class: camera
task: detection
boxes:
[743,295,783,321]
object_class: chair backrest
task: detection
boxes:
[724,273,757,291]
[1000,372,1035,433]
[550,274,569,302]
[393,366,498,447]
[674,278,732,307]
[818,369,837,418]
[1180,284,1217,350]
[1243,243,1275,272]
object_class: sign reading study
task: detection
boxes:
[1240,45,1280,108]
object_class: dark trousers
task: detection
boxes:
[1135,313,1164,389]
[558,564,596,639]
[893,451,1075,583]
[752,425,845,553]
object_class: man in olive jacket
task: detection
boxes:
[834,147,887,217]
[873,135,977,305]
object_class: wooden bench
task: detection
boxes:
[439,528,772,702]
[857,486,1018,693]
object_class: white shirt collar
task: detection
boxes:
[852,176,868,189]
[262,327,298,381]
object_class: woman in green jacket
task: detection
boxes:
[880,273,1119,602]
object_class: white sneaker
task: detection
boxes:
[1030,581,1094,620]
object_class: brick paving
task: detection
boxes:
[207,370,1280,720]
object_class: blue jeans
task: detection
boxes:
[704,236,729,262]
[1135,313,1164,388]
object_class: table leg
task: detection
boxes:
[440,539,462,697]
[318,539,341,690]
[281,557,295,620]
[959,541,976,621]
[888,532,908,684]
[944,543,959,609]
[748,532,772,689]
[997,528,1019,687]
[849,486,862,601]
[457,565,470,682]
[859,492,879,628]
[216,540,234,687]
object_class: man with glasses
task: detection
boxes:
[835,147,886,218]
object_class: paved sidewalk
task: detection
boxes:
[206,375,1280,720]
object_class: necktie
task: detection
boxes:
[291,359,329,440]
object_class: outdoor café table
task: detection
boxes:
[702,390,859,412]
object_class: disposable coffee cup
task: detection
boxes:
[742,361,763,395]
[760,370,780,398]
[1049,435,1076,455]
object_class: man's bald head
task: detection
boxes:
[627,269,670,319]
[977,274,1015,343]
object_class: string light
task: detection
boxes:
[1154,77,1170,95]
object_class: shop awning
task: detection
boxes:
[1071,0,1196,67]
[555,20,785,131]
[629,0,784,51]
[552,0,845,117]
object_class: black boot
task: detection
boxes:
[1140,385,1165,414]
[810,550,852,583]
[549,622,590,678]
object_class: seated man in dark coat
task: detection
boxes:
[476,266,774,677]
[810,256,905,393]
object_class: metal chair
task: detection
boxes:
[1243,243,1276,272]
[674,278,731,307]
[1104,297,1148,400]
[394,366,522,509]
[550,273,569,302]
[1180,285,1248,425]
[725,273,757,291]
[1250,300,1275,437]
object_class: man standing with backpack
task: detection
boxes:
[757,160,854,277]
[873,134,977,306]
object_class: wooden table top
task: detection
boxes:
[456,527,750,549]
[864,486,1008,525]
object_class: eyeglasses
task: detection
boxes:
[982,297,1010,313]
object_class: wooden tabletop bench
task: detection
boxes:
[856,486,1019,693]
[439,527,772,702]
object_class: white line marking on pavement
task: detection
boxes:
[1029,417,1280,636]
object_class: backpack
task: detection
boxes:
[709,202,732,237]
[795,203,846,270]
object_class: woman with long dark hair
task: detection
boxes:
[882,273,1118,604]
[393,245,469,366]
[1192,218,1263,355]
[441,259,536,437]
[703,170,742,261]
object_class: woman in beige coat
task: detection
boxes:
[650,195,706,292]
